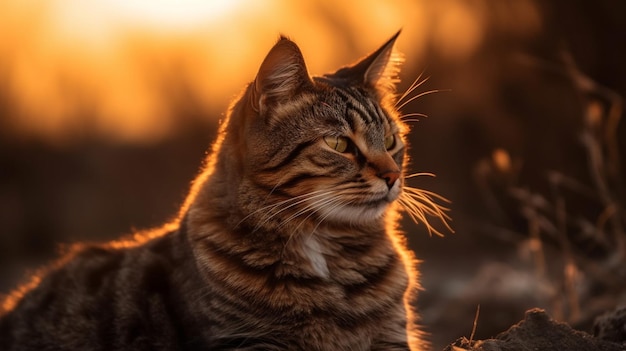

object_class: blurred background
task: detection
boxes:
[1,0,625,349]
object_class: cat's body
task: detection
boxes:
[0,32,445,350]
[0,227,212,350]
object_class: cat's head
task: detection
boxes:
[212,32,412,230]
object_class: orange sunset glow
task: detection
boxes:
[0,0,540,143]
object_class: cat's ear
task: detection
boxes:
[362,30,403,91]
[330,30,403,93]
[251,36,312,113]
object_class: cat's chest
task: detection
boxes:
[299,234,330,278]
[204,230,408,349]
[291,228,397,284]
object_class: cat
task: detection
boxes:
[0,31,450,350]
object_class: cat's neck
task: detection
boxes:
[186,179,394,281]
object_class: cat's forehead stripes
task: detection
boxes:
[331,87,394,135]
[269,93,316,127]
[334,89,374,125]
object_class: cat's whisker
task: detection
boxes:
[310,198,346,233]
[400,112,429,119]
[281,196,343,258]
[285,193,340,231]
[235,189,329,229]
[399,198,440,237]
[399,185,454,237]
[399,113,429,124]
[402,189,452,219]
[403,185,452,204]
[279,201,321,230]
[258,189,338,232]
[395,88,451,112]
[283,198,346,261]
[404,172,436,179]
[398,118,423,124]
[263,172,292,199]
[283,195,346,247]
[398,196,444,237]
[412,198,452,231]
[396,70,425,105]
[395,72,429,108]
[283,199,342,262]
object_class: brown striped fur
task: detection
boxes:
[0,32,447,350]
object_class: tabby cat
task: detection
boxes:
[0,32,450,350]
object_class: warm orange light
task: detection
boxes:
[0,0,541,144]
[492,148,512,173]
[102,0,245,30]
[432,1,485,60]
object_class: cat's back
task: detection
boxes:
[0,228,209,351]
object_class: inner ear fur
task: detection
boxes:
[251,36,312,113]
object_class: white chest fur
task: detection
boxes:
[301,235,329,279]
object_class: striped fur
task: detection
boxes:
[1,32,433,350]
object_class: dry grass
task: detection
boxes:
[474,52,625,326]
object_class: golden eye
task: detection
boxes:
[384,134,396,150]
[324,136,349,153]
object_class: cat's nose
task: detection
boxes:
[378,170,400,189]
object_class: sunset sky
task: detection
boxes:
[0,0,541,144]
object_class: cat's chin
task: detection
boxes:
[317,197,397,225]
[315,184,401,224]
[317,203,389,224]
[387,182,402,200]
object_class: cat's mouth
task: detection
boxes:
[354,180,401,205]
[298,181,401,225]
[312,186,400,223]
[361,188,399,204]
[371,179,402,202]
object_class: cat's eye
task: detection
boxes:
[324,136,349,153]
[384,134,396,150]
